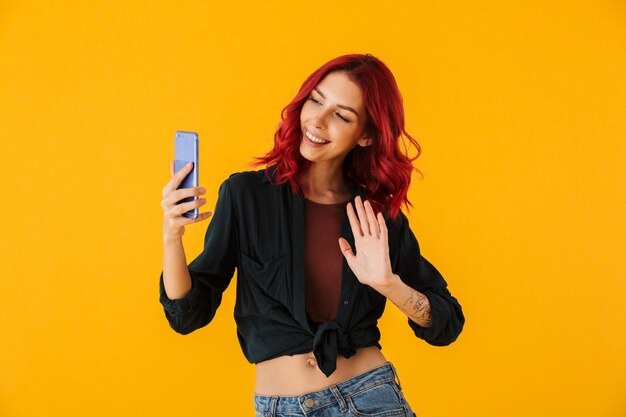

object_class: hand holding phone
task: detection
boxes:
[160,131,212,241]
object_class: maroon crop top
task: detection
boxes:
[303,197,348,329]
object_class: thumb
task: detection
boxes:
[338,238,355,263]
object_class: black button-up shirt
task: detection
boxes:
[159,165,465,377]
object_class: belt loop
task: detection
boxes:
[389,362,402,391]
[267,395,278,417]
[329,385,348,412]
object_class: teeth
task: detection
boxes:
[306,130,330,144]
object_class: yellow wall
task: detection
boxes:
[1,1,624,416]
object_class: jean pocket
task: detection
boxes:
[389,381,417,417]
[347,381,407,416]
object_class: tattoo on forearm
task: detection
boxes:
[402,288,433,327]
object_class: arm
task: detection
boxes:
[339,196,464,346]
[374,274,433,328]
[162,237,192,300]
[390,212,465,346]
[159,178,238,335]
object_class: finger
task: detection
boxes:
[192,211,213,222]
[165,196,206,218]
[166,161,194,193]
[175,201,203,218]
[165,162,189,194]
[171,186,206,204]
[338,237,355,263]
[363,200,380,238]
[346,201,364,237]
[377,212,388,241]
[171,210,212,229]
[174,161,194,182]
[354,196,370,235]
[163,185,205,208]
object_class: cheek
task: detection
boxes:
[333,124,357,138]
[300,102,313,118]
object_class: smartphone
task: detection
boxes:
[174,130,199,219]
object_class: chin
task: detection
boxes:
[299,143,314,162]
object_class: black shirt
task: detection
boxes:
[158,165,465,377]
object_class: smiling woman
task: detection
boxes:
[159,53,465,417]
[252,54,423,218]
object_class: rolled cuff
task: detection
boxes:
[158,270,210,334]
[407,288,463,346]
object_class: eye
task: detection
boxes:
[336,113,349,122]
[307,95,350,122]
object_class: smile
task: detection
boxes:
[305,130,330,144]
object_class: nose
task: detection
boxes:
[311,111,327,130]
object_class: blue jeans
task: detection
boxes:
[253,361,416,416]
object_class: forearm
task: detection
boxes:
[162,237,192,300]
[373,274,433,328]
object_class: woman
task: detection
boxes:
[159,53,465,417]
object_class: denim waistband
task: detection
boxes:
[253,361,403,415]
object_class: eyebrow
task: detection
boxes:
[313,87,360,119]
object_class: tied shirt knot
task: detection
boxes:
[312,320,357,377]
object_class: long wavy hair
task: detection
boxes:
[250,53,423,221]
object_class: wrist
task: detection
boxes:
[163,235,183,245]
[372,273,402,297]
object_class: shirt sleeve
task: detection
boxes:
[394,212,465,346]
[158,178,238,335]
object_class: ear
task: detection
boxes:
[357,136,372,147]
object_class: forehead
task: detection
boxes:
[315,71,364,112]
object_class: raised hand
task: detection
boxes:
[338,195,393,290]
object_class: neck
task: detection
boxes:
[298,162,351,201]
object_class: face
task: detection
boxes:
[299,71,371,166]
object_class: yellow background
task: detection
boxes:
[1,1,625,416]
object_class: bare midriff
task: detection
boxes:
[254,346,388,396]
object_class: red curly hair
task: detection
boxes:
[250,53,423,221]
